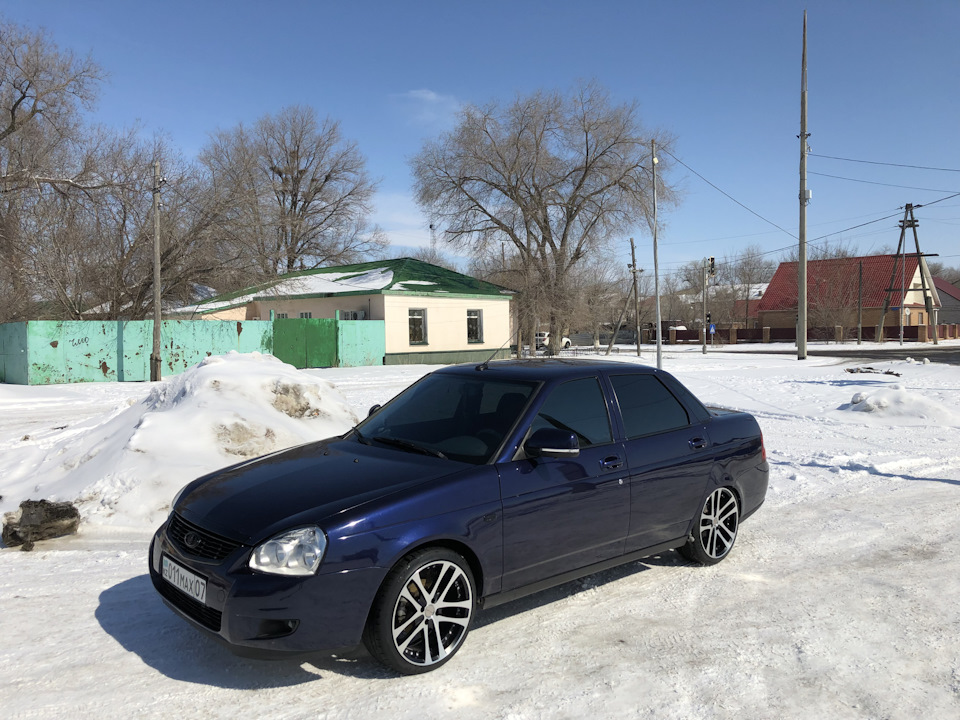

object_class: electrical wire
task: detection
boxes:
[809,153,960,173]
[659,149,798,240]
[809,171,960,193]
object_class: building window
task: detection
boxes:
[918,312,924,325]
[467,309,483,343]
[409,309,427,344]
[299,311,312,319]
[276,313,288,319]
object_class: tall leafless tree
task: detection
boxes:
[200,106,382,276]
[0,19,106,320]
[411,82,676,350]
[729,244,776,328]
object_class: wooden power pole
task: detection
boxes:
[150,161,163,381]
[798,10,810,360]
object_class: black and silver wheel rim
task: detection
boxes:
[392,559,473,667]
[697,487,739,560]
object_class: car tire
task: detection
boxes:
[562,340,571,349]
[679,487,739,565]
[363,547,476,674]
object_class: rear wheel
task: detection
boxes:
[680,487,739,565]
[363,547,476,674]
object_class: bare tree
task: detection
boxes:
[0,19,105,191]
[411,82,676,351]
[729,244,776,328]
[807,262,858,339]
[200,106,382,276]
[13,130,229,320]
[0,18,106,320]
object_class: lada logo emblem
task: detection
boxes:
[183,531,202,550]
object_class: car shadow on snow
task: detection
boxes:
[96,574,393,686]
[474,551,691,628]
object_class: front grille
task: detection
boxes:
[168,513,243,562]
[155,576,223,632]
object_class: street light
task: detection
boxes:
[651,140,663,370]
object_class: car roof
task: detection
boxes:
[437,358,662,381]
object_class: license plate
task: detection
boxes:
[162,555,207,605]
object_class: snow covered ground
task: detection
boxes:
[2,345,959,719]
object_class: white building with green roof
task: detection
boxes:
[172,258,514,365]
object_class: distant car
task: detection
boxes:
[150,359,768,675]
[535,331,571,349]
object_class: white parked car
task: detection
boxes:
[535,332,571,350]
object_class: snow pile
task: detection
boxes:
[0,352,358,528]
[842,383,960,423]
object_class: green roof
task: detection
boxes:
[173,258,512,315]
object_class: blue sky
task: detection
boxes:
[6,0,960,278]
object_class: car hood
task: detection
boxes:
[174,437,461,544]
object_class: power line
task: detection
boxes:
[810,153,960,173]
[660,149,797,240]
[809,171,960,193]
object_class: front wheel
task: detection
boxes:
[364,547,476,674]
[680,487,739,565]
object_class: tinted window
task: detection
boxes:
[530,377,612,447]
[359,374,537,464]
[611,374,691,438]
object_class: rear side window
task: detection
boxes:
[530,377,613,447]
[610,374,691,438]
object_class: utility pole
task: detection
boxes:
[798,10,810,360]
[150,161,164,382]
[651,140,663,370]
[702,264,708,355]
[876,204,939,344]
[629,237,642,357]
[702,256,715,355]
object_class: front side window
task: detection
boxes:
[358,374,537,464]
[409,309,427,344]
[530,377,613,447]
[467,309,483,343]
[610,374,690,438]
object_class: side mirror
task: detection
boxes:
[525,428,580,459]
[368,404,382,417]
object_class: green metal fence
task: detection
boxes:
[0,318,385,385]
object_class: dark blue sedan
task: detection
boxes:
[149,359,768,674]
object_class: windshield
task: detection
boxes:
[357,374,538,464]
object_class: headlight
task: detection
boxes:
[249,526,327,576]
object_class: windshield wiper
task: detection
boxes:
[353,428,371,445]
[373,436,447,460]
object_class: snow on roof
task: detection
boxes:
[174,258,509,315]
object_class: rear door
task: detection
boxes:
[499,376,629,591]
[609,373,715,553]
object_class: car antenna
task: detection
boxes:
[475,334,513,371]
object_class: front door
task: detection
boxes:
[499,377,629,591]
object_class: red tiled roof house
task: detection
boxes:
[755,255,941,331]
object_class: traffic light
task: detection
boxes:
[708,256,716,276]
[706,312,712,324]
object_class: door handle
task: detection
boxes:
[689,437,707,450]
[601,455,624,470]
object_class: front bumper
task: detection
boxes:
[149,519,387,657]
